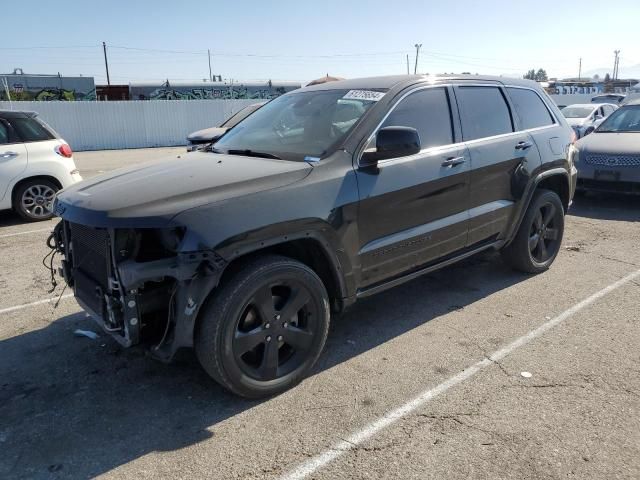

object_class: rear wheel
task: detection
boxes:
[195,255,330,398]
[13,179,59,221]
[502,189,565,273]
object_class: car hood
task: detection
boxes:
[54,152,312,227]
[187,126,229,143]
[577,131,640,155]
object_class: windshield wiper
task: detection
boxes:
[226,149,282,160]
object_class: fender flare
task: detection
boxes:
[503,168,570,246]
[213,223,354,302]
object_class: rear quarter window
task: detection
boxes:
[9,117,56,142]
[506,87,555,130]
[457,86,513,141]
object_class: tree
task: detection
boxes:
[523,68,549,81]
[604,73,611,83]
[593,74,600,81]
[534,68,548,81]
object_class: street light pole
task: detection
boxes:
[208,49,213,82]
[414,43,422,74]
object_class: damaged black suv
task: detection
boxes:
[50,75,576,398]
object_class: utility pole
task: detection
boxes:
[102,42,111,85]
[208,49,213,82]
[613,50,620,80]
[406,54,410,74]
[578,57,582,80]
[414,44,422,74]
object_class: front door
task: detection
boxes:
[355,86,470,288]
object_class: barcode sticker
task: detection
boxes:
[342,90,386,102]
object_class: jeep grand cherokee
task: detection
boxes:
[49,75,576,398]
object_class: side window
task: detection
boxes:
[457,86,513,140]
[9,117,55,142]
[0,121,9,145]
[381,87,453,149]
[505,87,555,130]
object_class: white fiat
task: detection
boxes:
[0,110,82,221]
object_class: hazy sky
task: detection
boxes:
[3,0,638,84]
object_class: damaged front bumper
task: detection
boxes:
[51,220,226,362]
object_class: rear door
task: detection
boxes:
[454,85,542,246]
[355,85,470,287]
[8,115,63,174]
[0,118,28,205]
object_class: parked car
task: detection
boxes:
[591,93,626,105]
[573,98,640,194]
[0,110,82,221]
[49,75,575,398]
[561,103,618,138]
[186,101,267,151]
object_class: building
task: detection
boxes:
[0,69,95,101]
[543,78,639,95]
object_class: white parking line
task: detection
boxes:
[280,267,640,480]
[0,294,74,315]
[0,227,52,239]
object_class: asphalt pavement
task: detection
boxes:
[1,147,639,479]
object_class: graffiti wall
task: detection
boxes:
[129,81,300,100]
[0,72,96,101]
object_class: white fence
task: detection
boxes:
[0,99,257,151]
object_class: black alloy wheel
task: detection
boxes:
[196,255,330,398]
[528,201,561,264]
[502,189,565,273]
[233,279,317,381]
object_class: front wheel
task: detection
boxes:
[502,189,565,273]
[195,255,330,398]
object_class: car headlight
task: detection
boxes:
[568,144,579,166]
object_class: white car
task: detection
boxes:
[0,110,82,221]
[561,103,618,139]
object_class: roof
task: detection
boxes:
[297,74,540,92]
[0,110,38,119]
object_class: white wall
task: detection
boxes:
[0,99,256,151]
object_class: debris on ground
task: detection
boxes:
[565,245,582,252]
[520,371,533,378]
[74,329,99,340]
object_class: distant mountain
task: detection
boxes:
[583,64,640,80]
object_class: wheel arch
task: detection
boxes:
[504,168,570,247]
[11,175,63,205]
[214,231,351,314]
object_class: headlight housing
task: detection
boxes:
[568,144,580,167]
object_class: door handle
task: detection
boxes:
[515,141,533,150]
[441,156,466,167]
[0,151,19,159]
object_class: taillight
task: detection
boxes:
[55,144,73,158]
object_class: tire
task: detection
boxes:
[195,255,330,398]
[13,178,59,222]
[502,189,565,273]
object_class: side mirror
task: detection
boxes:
[361,126,421,166]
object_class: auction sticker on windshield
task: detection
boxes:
[342,90,386,102]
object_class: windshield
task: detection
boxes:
[220,103,264,128]
[561,106,594,118]
[213,89,386,161]
[597,106,640,132]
